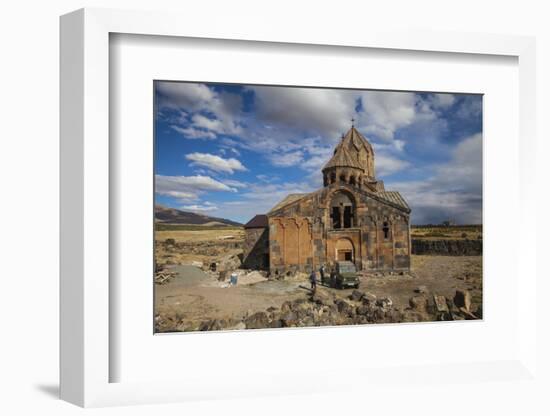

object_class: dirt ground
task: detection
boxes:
[155,255,482,331]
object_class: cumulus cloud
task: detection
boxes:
[155,174,237,203]
[185,153,247,174]
[386,133,482,224]
[429,93,456,109]
[268,151,304,167]
[171,125,217,140]
[210,181,315,221]
[157,81,243,138]
[181,202,218,213]
[375,154,411,176]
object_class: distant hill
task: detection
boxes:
[154,205,242,227]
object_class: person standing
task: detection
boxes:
[319,265,325,284]
[309,269,317,292]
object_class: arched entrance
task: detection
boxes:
[335,238,354,262]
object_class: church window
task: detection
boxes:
[339,174,346,183]
[330,172,336,183]
[383,222,390,239]
[330,191,355,230]
[331,206,341,229]
[349,176,356,186]
[343,206,353,228]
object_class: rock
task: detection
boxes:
[433,295,449,313]
[454,289,472,312]
[311,290,334,306]
[415,285,428,294]
[218,270,228,281]
[459,307,478,320]
[350,289,364,302]
[336,299,355,315]
[225,322,246,331]
[361,292,377,305]
[245,311,269,329]
[281,311,298,327]
[356,304,371,316]
[409,295,428,312]
[199,319,225,331]
[376,297,393,309]
[217,253,242,272]
[475,304,483,319]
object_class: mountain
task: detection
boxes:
[154,205,242,227]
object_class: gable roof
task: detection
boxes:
[268,193,308,214]
[244,214,268,228]
[377,191,410,211]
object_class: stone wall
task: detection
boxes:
[243,227,269,269]
[411,239,482,256]
[267,183,411,274]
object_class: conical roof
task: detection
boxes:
[322,126,373,172]
[323,143,363,170]
[344,126,373,153]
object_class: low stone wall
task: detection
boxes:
[411,239,482,256]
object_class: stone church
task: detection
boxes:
[243,124,411,275]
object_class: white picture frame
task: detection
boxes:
[60,8,538,408]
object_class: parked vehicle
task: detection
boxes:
[323,261,360,289]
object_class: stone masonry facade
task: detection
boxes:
[243,124,411,275]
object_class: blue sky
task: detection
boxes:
[155,81,482,225]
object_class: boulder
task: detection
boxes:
[361,292,377,305]
[245,312,269,329]
[281,311,298,327]
[217,253,242,272]
[453,289,472,312]
[336,299,355,315]
[433,295,449,313]
[350,289,365,302]
[409,295,428,312]
[376,297,393,309]
[311,290,334,306]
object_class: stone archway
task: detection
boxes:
[335,238,354,262]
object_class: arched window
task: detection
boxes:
[349,176,356,186]
[339,174,346,183]
[330,172,336,183]
[323,175,328,186]
[330,191,355,229]
[382,222,390,239]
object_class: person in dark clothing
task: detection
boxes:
[309,270,317,291]
[319,265,325,284]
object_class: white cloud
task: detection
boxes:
[181,203,219,213]
[155,174,237,196]
[375,154,411,176]
[386,133,482,224]
[429,93,456,109]
[157,81,243,138]
[171,125,217,140]
[185,153,247,174]
[268,151,304,167]
[221,179,248,188]
[358,91,431,140]
[250,86,356,138]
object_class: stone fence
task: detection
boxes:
[411,239,482,256]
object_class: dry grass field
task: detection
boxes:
[411,225,482,240]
